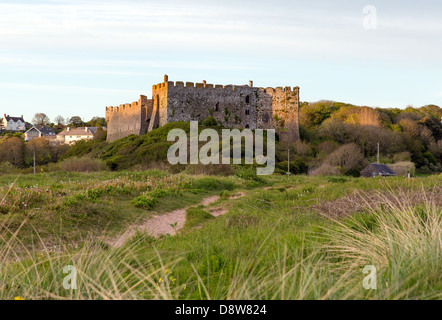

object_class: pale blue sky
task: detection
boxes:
[0,0,441,122]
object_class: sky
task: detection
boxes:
[0,0,441,122]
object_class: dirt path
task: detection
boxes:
[109,195,220,247]
[108,192,247,248]
[209,192,246,217]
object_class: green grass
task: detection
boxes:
[0,172,440,300]
[0,171,248,249]
[184,206,215,229]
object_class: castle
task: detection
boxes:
[105,75,300,142]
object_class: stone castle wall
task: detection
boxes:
[105,95,151,142]
[106,75,300,142]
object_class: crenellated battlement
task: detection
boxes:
[106,95,149,113]
[151,75,298,94]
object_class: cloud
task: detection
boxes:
[1,0,441,65]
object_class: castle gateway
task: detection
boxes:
[105,75,300,142]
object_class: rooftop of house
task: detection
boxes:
[27,126,56,136]
[2,114,25,122]
[367,163,397,176]
[58,127,101,136]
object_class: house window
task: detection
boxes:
[245,95,250,104]
[215,102,219,112]
[245,110,250,116]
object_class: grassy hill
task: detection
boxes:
[1,102,441,175]
[0,171,440,299]
[59,102,442,175]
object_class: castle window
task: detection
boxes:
[245,110,250,116]
[245,95,250,104]
[215,102,219,112]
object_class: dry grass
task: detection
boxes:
[58,157,106,172]
[311,185,441,218]
[0,174,440,300]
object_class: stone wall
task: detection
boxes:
[105,95,151,142]
[106,75,300,143]
[151,76,300,141]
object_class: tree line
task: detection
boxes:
[0,113,107,171]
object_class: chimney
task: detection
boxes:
[249,80,253,87]
[164,74,169,82]
[21,115,23,118]
[203,80,207,86]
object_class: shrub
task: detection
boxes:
[131,188,176,210]
[58,157,106,172]
[203,116,217,127]
[191,176,236,191]
[276,159,308,174]
[325,143,367,176]
[234,166,264,183]
[389,161,415,176]
[0,162,17,174]
[309,163,341,176]
[392,151,412,162]
[423,152,437,165]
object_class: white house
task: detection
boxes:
[56,127,101,145]
[0,114,26,131]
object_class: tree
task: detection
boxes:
[299,100,340,128]
[399,119,421,137]
[32,113,50,127]
[87,117,106,127]
[25,137,52,166]
[94,127,107,141]
[68,116,83,127]
[54,115,65,126]
[325,143,367,176]
[0,137,25,167]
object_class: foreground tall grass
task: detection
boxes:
[0,176,440,300]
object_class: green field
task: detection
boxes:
[0,171,440,300]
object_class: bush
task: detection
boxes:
[325,143,367,176]
[191,176,236,191]
[58,157,106,172]
[276,159,308,174]
[389,161,415,176]
[234,166,264,182]
[0,162,17,175]
[392,151,411,162]
[309,163,341,176]
[203,116,217,127]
